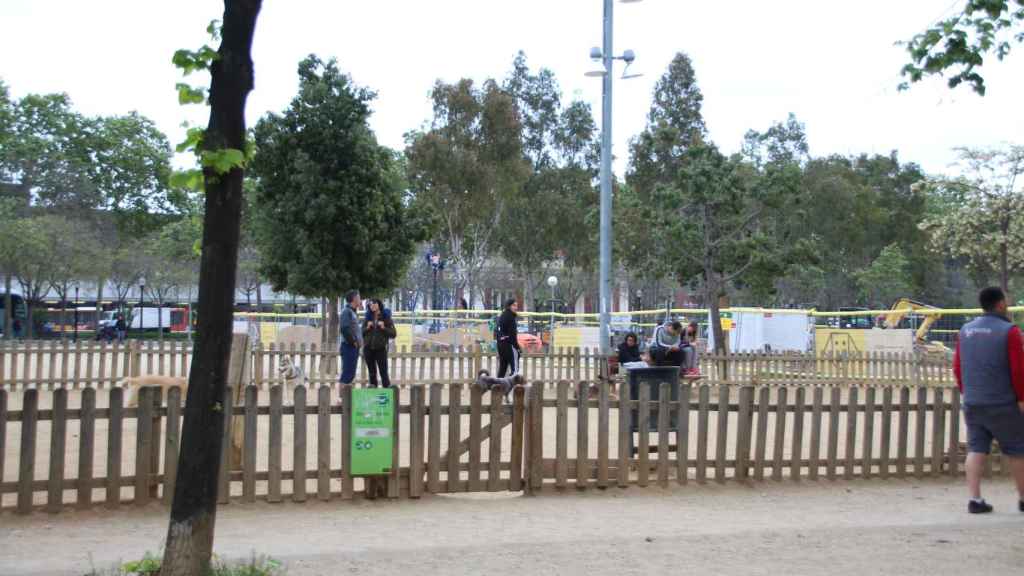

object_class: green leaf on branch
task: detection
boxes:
[201,148,246,175]
[169,169,204,192]
[176,83,206,105]
[175,127,205,154]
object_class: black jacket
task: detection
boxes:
[495,309,519,350]
[617,341,642,364]
[363,309,397,351]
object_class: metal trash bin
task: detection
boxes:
[627,366,680,454]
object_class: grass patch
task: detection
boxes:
[84,552,283,576]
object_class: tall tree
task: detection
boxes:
[920,145,1024,292]
[251,56,426,342]
[162,2,262,573]
[10,215,55,339]
[901,0,1024,95]
[406,77,529,307]
[853,243,914,308]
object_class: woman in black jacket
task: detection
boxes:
[362,298,397,387]
[617,332,642,364]
[495,298,520,378]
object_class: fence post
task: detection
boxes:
[735,386,755,482]
[228,333,250,471]
[130,340,142,378]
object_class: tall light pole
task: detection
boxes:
[590,0,642,354]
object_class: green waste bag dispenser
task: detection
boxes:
[350,388,396,476]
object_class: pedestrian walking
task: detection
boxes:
[363,298,396,388]
[952,286,1024,514]
[115,314,127,343]
[339,290,363,385]
[495,298,520,378]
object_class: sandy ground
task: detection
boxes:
[1,478,1022,576]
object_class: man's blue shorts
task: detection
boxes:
[963,402,1024,456]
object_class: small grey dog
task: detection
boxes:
[475,369,524,397]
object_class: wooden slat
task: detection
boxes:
[715,385,730,483]
[809,387,823,481]
[597,379,610,488]
[862,387,875,479]
[914,387,927,479]
[17,388,38,514]
[106,387,123,508]
[47,388,68,513]
[930,387,945,477]
[880,386,893,479]
[791,387,805,481]
[292,385,307,502]
[447,383,462,493]
[576,381,590,488]
[772,387,788,481]
[244,385,259,503]
[427,383,442,493]
[555,381,569,488]
[119,381,147,496]
[696,384,710,483]
[677,382,692,485]
[948,388,961,478]
[637,380,650,488]
[217,386,234,505]
[317,385,330,501]
[148,387,163,500]
[529,382,544,492]
[826,387,840,481]
[487,387,502,491]
[268,385,283,503]
[617,377,631,488]
[163,386,182,505]
[845,387,858,480]
[0,391,9,501]
[752,386,769,481]
[510,385,526,492]
[340,385,354,499]
[736,386,755,482]
[657,382,670,488]
[896,387,910,478]
[469,384,484,491]
[410,385,426,498]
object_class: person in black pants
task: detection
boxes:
[617,333,642,364]
[362,298,396,387]
[495,298,520,378]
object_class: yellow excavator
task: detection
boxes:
[882,298,952,358]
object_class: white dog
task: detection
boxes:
[475,369,524,399]
[119,375,188,407]
[278,355,309,403]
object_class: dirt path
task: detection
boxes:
[1,478,1022,575]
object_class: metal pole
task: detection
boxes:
[74,286,79,342]
[598,0,614,355]
[432,267,438,334]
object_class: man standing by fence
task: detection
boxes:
[339,290,363,386]
[953,286,1024,514]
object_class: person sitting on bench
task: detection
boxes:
[618,332,643,365]
[681,322,700,375]
[650,321,685,367]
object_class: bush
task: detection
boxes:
[85,552,283,576]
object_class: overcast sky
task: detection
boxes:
[1,0,1021,177]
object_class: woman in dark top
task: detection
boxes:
[617,332,642,364]
[362,298,397,387]
[495,298,520,377]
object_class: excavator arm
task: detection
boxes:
[884,298,941,343]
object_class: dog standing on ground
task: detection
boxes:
[475,369,524,398]
[119,375,188,407]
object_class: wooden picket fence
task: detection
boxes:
[3,378,1007,515]
[0,339,955,391]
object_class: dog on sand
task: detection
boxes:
[475,369,524,397]
[119,375,188,407]
[278,355,309,403]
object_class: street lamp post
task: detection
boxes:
[74,285,79,342]
[426,252,445,334]
[590,0,642,355]
[546,276,558,336]
[139,283,145,338]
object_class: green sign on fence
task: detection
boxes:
[350,388,395,476]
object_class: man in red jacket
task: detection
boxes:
[952,287,1024,514]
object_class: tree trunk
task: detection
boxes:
[161,3,261,575]
[3,275,11,340]
[1000,240,1009,293]
[60,282,68,342]
[320,297,327,347]
[158,291,165,343]
[327,296,339,347]
[26,299,33,340]
[255,283,262,311]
